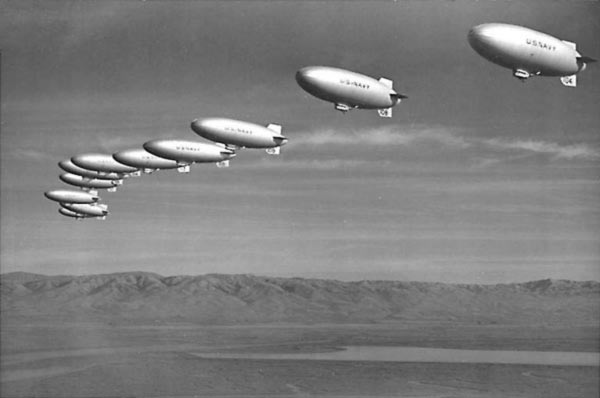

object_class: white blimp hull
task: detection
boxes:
[59,160,125,181]
[190,118,288,155]
[61,202,108,218]
[72,153,141,177]
[113,148,181,173]
[468,23,596,86]
[59,173,121,192]
[295,66,407,117]
[44,189,100,204]
[143,139,236,169]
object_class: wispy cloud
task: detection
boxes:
[482,138,600,161]
[293,125,470,148]
[9,149,56,162]
[292,124,600,163]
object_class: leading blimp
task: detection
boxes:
[143,139,236,171]
[190,118,288,155]
[468,23,596,86]
[295,66,407,117]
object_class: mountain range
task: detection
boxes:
[2,272,599,325]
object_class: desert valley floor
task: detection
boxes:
[1,321,598,398]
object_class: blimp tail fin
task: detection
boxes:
[561,40,576,50]
[560,74,577,87]
[177,164,190,173]
[266,124,282,134]
[266,147,281,155]
[377,108,393,118]
[378,77,393,88]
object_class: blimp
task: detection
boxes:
[59,173,121,192]
[59,160,124,181]
[58,207,103,220]
[61,202,108,219]
[71,153,141,178]
[143,139,236,171]
[44,189,100,204]
[295,66,407,117]
[468,23,596,86]
[190,118,288,155]
[113,148,182,174]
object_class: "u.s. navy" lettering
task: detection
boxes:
[526,38,556,51]
[340,79,370,89]
[225,127,253,135]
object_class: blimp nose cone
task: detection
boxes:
[468,25,484,46]
[296,67,319,88]
[143,139,161,151]
[112,152,128,164]
[190,119,201,134]
[468,24,498,50]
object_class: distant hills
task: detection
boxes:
[2,272,599,325]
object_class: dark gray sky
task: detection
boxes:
[2,1,599,282]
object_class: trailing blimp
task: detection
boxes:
[58,207,105,221]
[190,118,288,155]
[59,159,124,182]
[59,173,121,192]
[71,153,141,178]
[295,66,407,117]
[113,148,182,174]
[44,189,99,204]
[468,23,596,86]
[143,139,236,171]
[61,202,108,219]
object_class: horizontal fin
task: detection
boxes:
[560,74,577,87]
[177,164,190,173]
[377,108,392,118]
[578,56,597,64]
[266,147,281,155]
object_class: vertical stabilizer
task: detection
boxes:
[378,77,393,88]
[266,124,282,134]
[562,40,576,50]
